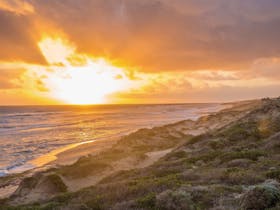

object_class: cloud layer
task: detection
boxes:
[0,0,279,70]
[32,0,280,71]
[0,0,280,104]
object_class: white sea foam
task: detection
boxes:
[0,103,224,176]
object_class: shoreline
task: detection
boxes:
[35,104,228,169]
[31,140,96,167]
[2,141,97,176]
[4,137,120,177]
[2,103,228,177]
[51,136,120,166]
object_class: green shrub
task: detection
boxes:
[267,170,280,181]
[127,174,182,198]
[220,150,265,163]
[220,122,260,142]
[259,116,280,138]
[209,140,224,150]
[190,190,217,209]
[151,166,183,177]
[165,151,187,160]
[240,181,280,210]
[267,203,280,210]
[221,168,263,185]
[186,134,209,145]
[186,151,221,164]
[85,195,104,210]
[52,192,73,203]
[0,203,61,210]
[156,190,194,210]
[99,169,139,185]
[136,193,156,209]
[40,202,61,210]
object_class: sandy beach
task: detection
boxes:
[51,137,119,166]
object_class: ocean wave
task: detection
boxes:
[0,104,224,175]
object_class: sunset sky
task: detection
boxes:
[0,0,280,105]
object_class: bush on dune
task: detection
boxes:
[136,193,156,209]
[240,180,280,210]
[258,116,280,138]
[219,122,261,142]
[208,139,225,150]
[156,190,195,210]
[220,150,265,163]
[84,195,104,210]
[164,151,188,161]
[185,134,212,146]
[221,168,264,185]
[186,151,221,164]
[267,170,280,181]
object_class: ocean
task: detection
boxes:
[0,103,224,176]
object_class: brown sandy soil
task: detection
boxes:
[0,185,17,199]
[62,148,173,192]
[53,137,119,166]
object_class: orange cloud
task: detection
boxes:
[0,68,25,89]
[28,0,280,72]
[0,0,280,72]
[0,0,34,15]
[0,0,280,105]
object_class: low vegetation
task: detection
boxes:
[2,97,280,209]
[240,180,280,210]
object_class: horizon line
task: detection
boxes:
[0,98,263,107]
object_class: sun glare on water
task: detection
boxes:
[38,37,133,105]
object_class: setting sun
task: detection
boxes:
[50,61,131,105]
[37,37,134,104]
